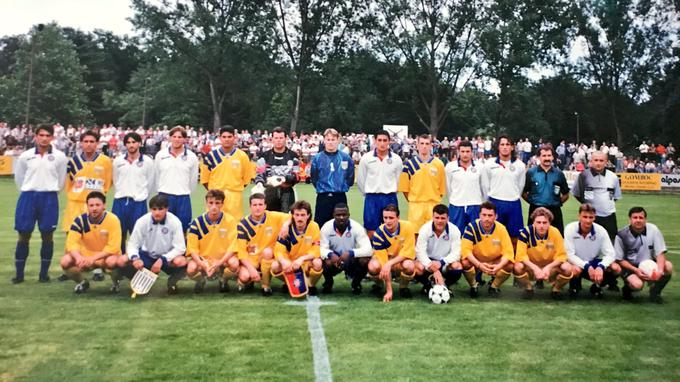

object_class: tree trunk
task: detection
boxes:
[429,98,439,138]
[208,76,222,132]
[610,96,622,147]
[290,77,302,133]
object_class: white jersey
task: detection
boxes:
[564,222,615,269]
[319,218,373,260]
[445,160,484,206]
[113,154,155,202]
[154,146,199,196]
[14,147,67,192]
[127,212,186,262]
[482,157,526,201]
[356,150,402,194]
[416,221,461,267]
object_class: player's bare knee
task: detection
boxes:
[513,262,524,274]
[368,259,380,275]
[227,256,239,269]
[261,248,273,260]
[561,262,573,275]
[609,262,621,274]
[627,276,643,291]
[312,258,322,271]
[461,259,473,270]
[172,257,187,267]
[187,261,198,275]
[105,256,118,269]
[572,267,582,277]
[60,255,72,269]
[665,261,673,274]
[117,255,129,268]
[402,260,414,273]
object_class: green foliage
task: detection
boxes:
[0,24,92,125]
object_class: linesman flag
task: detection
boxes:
[283,269,308,298]
[130,268,158,299]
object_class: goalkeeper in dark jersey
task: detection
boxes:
[254,127,301,212]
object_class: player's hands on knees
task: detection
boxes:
[133,259,144,270]
[589,267,603,284]
[533,266,546,280]
[74,253,87,269]
[433,270,444,286]
[151,259,162,274]
[250,268,261,282]
[282,260,293,273]
[339,252,350,265]
[635,268,650,281]
[379,263,392,281]
[292,259,302,271]
[428,262,441,273]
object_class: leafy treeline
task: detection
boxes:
[0,0,678,147]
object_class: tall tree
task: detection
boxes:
[267,0,359,132]
[478,0,572,135]
[0,24,91,125]
[574,0,678,146]
[370,0,481,138]
[131,0,263,130]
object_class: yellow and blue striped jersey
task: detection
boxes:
[236,211,290,259]
[187,212,238,260]
[275,222,321,261]
[200,147,255,192]
[515,225,566,266]
[66,211,121,256]
[65,153,113,202]
[371,220,416,260]
[398,156,446,202]
[461,220,514,263]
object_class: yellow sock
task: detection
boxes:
[308,267,323,286]
[553,272,572,291]
[464,267,477,287]
[66,267,83,282]
[222,267,237,280]
[515,272,532,290]
[399,271,415,289]
[491,269,511,288]
[260,259,273,288]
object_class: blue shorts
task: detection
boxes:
[15,191,59,233]
[448,205,480,234]
[488,197,523,238]
[138,250,181,275]
[363,193,398,231]
[577,259,603,281]
[159,193,192,232]
[112,198,147,236]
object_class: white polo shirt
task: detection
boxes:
[482,157,526,201]
[14,147,67,192]
[154,146,199,196]
[564,222,615,269]
[356,150,402,194]
[127,211,186,262]
[319,219,373,259]
[416,221,461,267]
[445,160,484,207]
[113,154,155,201]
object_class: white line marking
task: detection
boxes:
[285,296,337,382]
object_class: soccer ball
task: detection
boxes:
[428,284,451,304]
[639,259,659,279]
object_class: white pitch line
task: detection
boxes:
[285,296,337,382]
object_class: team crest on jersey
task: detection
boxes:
[443,234,449,241]
[492,239,501,246]
[265,227,273,236]
[429,167,438,176]
[589,235,596,241]
[161,227,169,234]
[387,158,393,164]
[231,159,240,168]
[73,178,85,192]
[219,228,227,238]
[546,241,554,249]
[304,236,312,245]
[471,167,477,173]
[345,232,352,238]
[94,166,104,174]
[100,229,108,237]
[341,161,348,170]
[181,155,187,161]
[48,154,55,161]
[509,165,516,171]
[137,161,144,167]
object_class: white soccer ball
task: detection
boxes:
[639,259,659,279]
[428,284,451,304]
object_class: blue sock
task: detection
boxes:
[15,241,29,279]
[39,242,54,279]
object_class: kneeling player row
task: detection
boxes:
[60,191,672,303]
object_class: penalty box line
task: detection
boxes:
[285,296,337,382]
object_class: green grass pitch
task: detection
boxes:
[1,179,679,381]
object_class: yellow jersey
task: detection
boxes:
[371,220,416,261]
[515,225,566,266]
[66,211,121,257]
[398,156,446,202]
[275,222,321,261]
[200,147,255,192]
[187,212,238,261]
[461,220,514,263]
[236,211,290,260]
[65,153,113,202]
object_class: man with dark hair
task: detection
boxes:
[254,126,300,212]
[201,125,255,219]
[445,140,484,234]
[357,130,402,237]
[460,201,515,297]
[368,204,417,302]
[12,124,68,283]
[60,191,122,293]
[319,203,373,294]
[522,144,570,234]
[112,132,155,252]
[122,194,188,294]
[155,126,199,231]
[564,203,621,298]
[414,204,463,294]
[615,207,673,303]
[272,200,323,296]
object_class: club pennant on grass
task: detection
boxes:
[130,268,158,299]
[283,269,308,298]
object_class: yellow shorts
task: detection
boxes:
[62,199,88,232]
[271,259,312,277]
[408,201,437,230]
[373,252,413,268]
[223,190,244,220]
